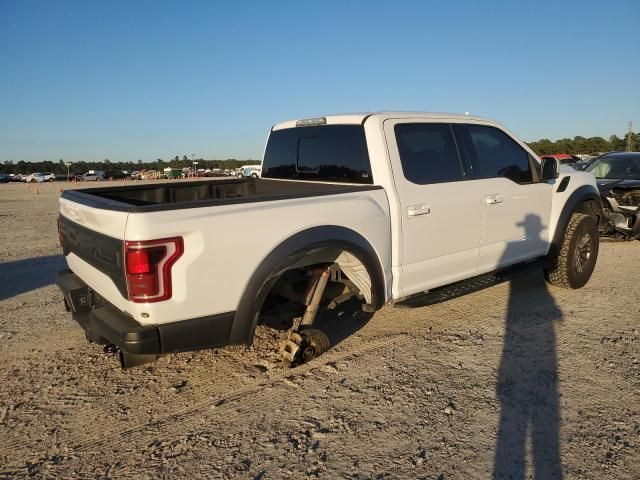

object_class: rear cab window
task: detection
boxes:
[261,125,373,184]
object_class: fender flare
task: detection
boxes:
[228,226,386,346]
[549,185,602,258]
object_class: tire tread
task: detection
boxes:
[544,212,590,288]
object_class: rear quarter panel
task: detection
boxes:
[123,188,392,325]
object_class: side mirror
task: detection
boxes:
[541,157,560,182]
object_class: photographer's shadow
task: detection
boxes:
[494,214,563,479]
[0,254,66,301]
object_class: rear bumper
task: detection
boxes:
[56,269,235,355]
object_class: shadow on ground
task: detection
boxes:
[0,255,66,301]
[494,214,564,479]
[494,270,563,479]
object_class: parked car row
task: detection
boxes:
[2,166,265,183]
[0,172,58,182]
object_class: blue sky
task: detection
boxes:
[1,0,638,162]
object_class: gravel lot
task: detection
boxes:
[0,181,638,479]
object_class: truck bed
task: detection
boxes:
[61,178,381,212]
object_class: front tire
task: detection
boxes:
[544,213,599,289]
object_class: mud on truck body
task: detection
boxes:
[56,112,602,369]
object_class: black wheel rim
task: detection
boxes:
[575,233,593,273]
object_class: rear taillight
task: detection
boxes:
[124,237,184,303]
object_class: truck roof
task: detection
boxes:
[272,112,494,131]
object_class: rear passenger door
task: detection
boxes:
[385,120,485,297]
[453,124,552,271]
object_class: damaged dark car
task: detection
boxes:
[586,152,640,240]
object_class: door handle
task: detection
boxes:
[485,194,503,205]
[407,204,430,217]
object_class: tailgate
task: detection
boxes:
[59,196,129,300]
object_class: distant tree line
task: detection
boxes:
[2,131,639,175]
[0,156,261,175]
[527,132,639,155]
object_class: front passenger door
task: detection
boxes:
[454,124,552,272]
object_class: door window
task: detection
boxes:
[394,123,463,184]
[463,125,533,184]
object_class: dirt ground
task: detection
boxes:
[0,180,638,479]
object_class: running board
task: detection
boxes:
[394,259,547,309]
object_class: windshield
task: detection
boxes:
[585,156,640,179]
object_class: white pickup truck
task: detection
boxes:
[56,112,602,368]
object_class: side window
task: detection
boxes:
[466,125,533,183]
[394,123,463,184]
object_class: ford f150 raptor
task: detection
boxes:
[56,112,602,368]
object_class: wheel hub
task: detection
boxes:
[575,233,592,273]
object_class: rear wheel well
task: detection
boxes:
[271,248,375,304]
[228,237,385,347]
[258,249,378,329]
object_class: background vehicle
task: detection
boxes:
[53,173,72,181]
[236,165,261,178]
[78,170,106,181]
[586,152,640,240]
[24,172,55,183]
[104,170,128,180]
[0,173,9,183]
[539,153,587,169]
[57,112,602,369]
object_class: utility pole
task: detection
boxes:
[627,121,633,152]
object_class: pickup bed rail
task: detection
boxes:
[61,178,383,212]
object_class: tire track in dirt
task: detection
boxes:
[1,332,409,464]
[71,279,587,456]
[73,332,409,455]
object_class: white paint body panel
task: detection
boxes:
[382,117,483,297]
[59,197,128,238]
[477,178,552,272]
[62,188,392,325]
